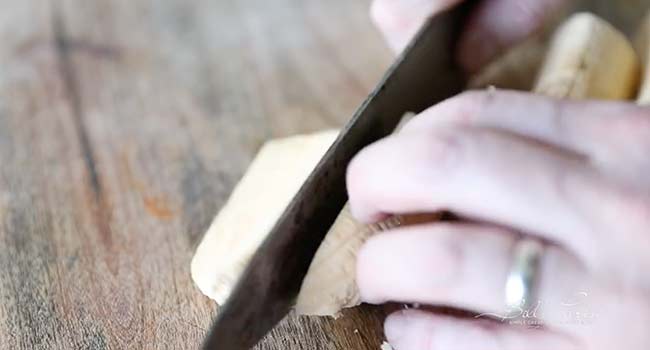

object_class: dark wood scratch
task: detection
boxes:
[51,5,114,250]
[15,37,121,60]
[52,8,102,199]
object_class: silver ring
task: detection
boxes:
[505,238,544,312]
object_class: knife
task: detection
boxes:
[202,3,473,349]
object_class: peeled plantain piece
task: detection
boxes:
[190,130,339,307]
[534,13,640,100]
[635,12,650,104]
[295,205,400,316]
[193,12,642,319]
[296,206,440,316]
[191,126,440,316]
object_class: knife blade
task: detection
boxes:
[202,3,473,349]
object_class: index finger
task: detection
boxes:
[345,125,601,261]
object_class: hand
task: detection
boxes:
[348,90,650,349]
[370,0,570,73]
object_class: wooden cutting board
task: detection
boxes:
[0,0,645,349]
[0,0,391,348]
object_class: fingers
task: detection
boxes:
[458,0,569,73]
[400,90,650,168]
[356,223,586,324]
[383,310,580,350]
[371,0,569,72]
[346,124,600,259]
[562,169,650,273]
[370,0,462,52]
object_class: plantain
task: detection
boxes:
[190,130,339,310]
[534,13,639,99]
[192,12,642,319]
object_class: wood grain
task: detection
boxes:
[0,0,646,349]
[0,0,391,349]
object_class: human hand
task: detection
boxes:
[348,90,650,349]
[370,0,571,73]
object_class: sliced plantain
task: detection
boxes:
[534,13,640,99]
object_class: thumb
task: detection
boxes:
[457,0,571,73]
[371,0,463,53]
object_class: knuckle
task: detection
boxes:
[402,90,503,133]
[420,127,468,172]
[444,90,487,124]
[441,89,515,125]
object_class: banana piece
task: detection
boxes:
[190,128,435,317]
[193,12,641,319]
[635,12,650,104]
[191,130,339,306]
[296,205,398,316]
[295,204,371,315]
[534,13,640,99]
[296,207,440,316]
[192,120,440,317]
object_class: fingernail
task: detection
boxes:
[384,313,409,343]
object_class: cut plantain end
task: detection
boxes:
[534,12,640,100]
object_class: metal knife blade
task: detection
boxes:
[202,3,473,349]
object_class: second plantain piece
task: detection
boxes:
[534,13,640,100]
[191,11,642,320]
